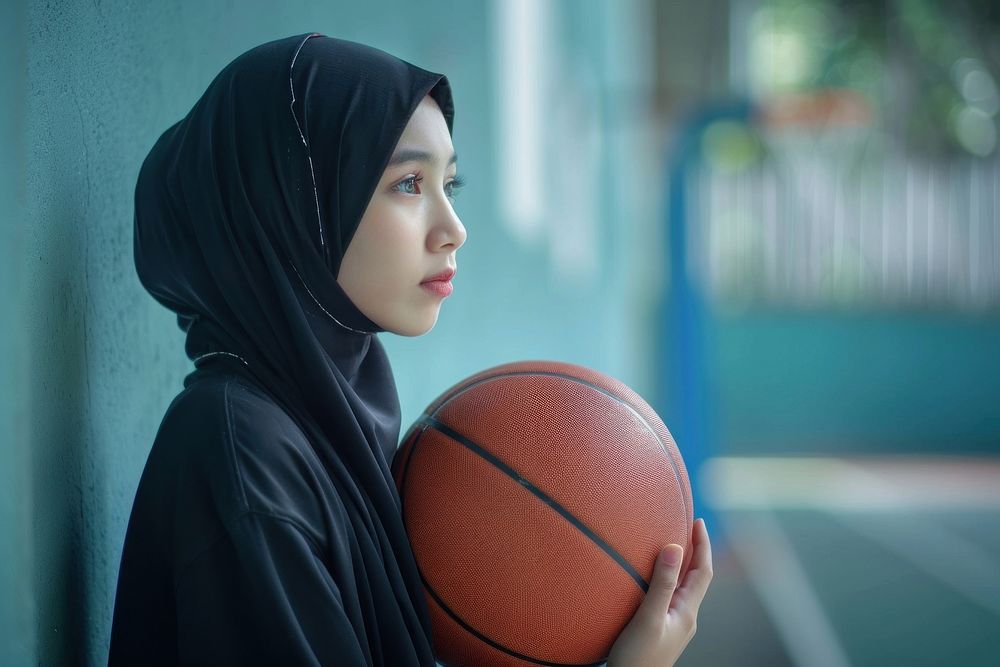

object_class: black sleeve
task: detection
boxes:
[174,510,370,666]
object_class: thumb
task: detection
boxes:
[636,544,683,622]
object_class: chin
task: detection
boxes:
[387,311,439,337]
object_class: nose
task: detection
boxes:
[428,196,467,252]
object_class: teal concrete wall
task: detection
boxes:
[2,2,35,665]
[710,310,1000,454]
[7,1,651,664]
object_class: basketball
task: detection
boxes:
[390,360,694,667]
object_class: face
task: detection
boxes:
[336,95,467,337]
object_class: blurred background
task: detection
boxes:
[1,0,998,665]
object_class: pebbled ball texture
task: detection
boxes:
[391,360,693,667]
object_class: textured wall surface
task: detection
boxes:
[2,2,35,665]
[10,1,649,664]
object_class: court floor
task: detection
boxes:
[679,456,1000,667]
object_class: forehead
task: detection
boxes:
[393,95,454,159]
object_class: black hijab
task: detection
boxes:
[133,32,454,664]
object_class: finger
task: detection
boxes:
[671,519,714,612]
[689,518,713,577]
[636,543,683,623]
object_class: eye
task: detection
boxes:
[393,175,423,195]
[445,174,467,201]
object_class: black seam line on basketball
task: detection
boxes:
[400,421,609,667]
[428,370,689,534]
[421,415,651,595]
[418,567,609,667]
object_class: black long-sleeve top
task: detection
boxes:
[109,366,413,665]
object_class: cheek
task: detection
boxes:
[366,214,421,264]
[357,229,422,301]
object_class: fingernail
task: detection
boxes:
[661,544,682,567]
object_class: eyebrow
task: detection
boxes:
[386,149,458,168]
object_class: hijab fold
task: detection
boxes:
[133,32,455,665]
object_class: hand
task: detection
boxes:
[607,518,713,667]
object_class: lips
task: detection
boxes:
[421,267,456,284]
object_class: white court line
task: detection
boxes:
[721,510,852,667]
[821,457,1000,617]
[703,456,1000,665]
[701,456,1000,511]
[831,512,1000,617]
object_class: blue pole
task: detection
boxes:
[659,102,754,553]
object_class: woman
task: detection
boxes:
[109,32,712,666]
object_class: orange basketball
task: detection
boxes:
[390,360,693,667]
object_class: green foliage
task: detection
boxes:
[750,0,1000,156]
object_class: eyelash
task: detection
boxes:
[393,174,466,200]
